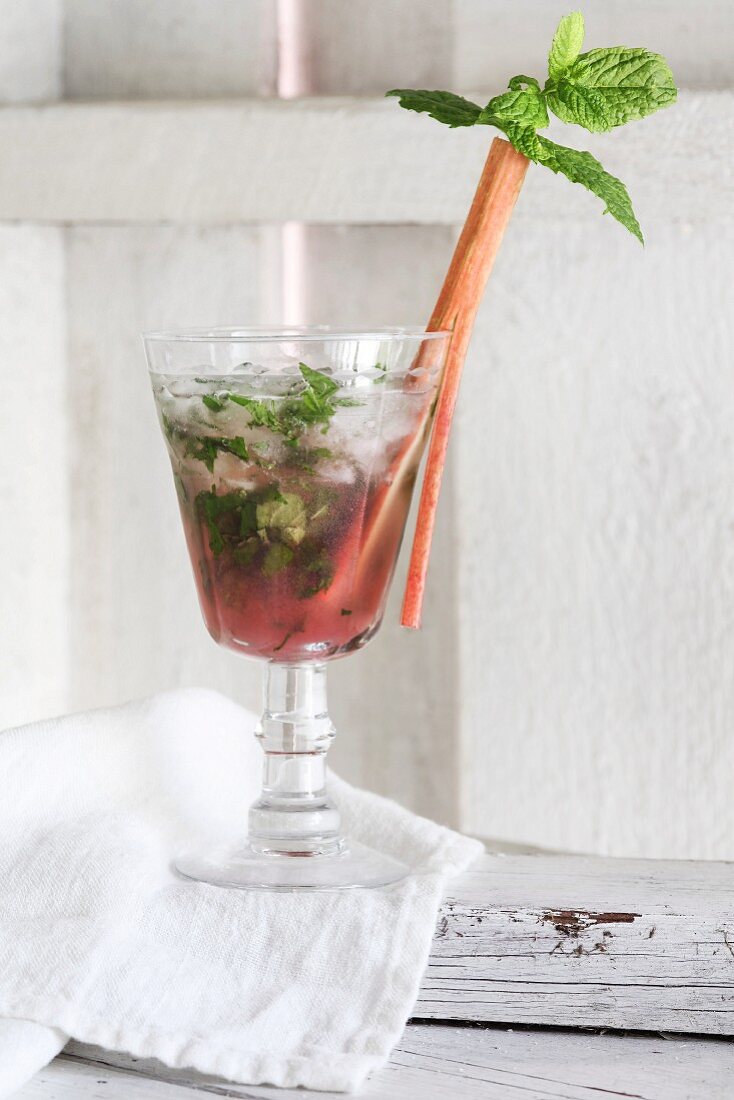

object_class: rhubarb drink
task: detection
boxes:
[151,349,442,663]
[146,329,450,890]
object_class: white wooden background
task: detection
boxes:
[1,1,733,860]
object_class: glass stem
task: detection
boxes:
[248,662,343,857]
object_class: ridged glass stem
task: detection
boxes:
[248,662,342,856]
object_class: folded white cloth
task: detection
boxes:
[0,1021,66,1097]
[0,689,482,1095]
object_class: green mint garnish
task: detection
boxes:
[210,363,359,449]
[290,363,357,435]
[232,540,259,567]
[238,498,258,539]
[202,394,227,412]
[273,629,296,653]
[304,446,333,462]
[195,484,326,583]
[298,362,338,398]
[186,434,249,472]
[223,436,249,461]
[299,548,334,597]
[198,488,244,556]
[387,11,676,243]
[385,90,483,129]
[256,492,307,547]
[547,11,585,81]
[227,392,283,433]
[187,437,219,472]
[163,413,254,473]
[262,542,294,576]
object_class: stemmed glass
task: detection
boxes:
[145,327,450,889]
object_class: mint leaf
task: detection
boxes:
[480,83,549,130]
[262,542,294,576]
[497,127,643,241]
[233,539,259,566]
[547,48,677,132]
[498,123,545,160]
[183,433,249,472]
[534,136,643,243]
[197,489,244,556]
[300,549,334,597]
[239,499,258,538]
[273,628,296,652]
[385,89,482,128]
[202,394,227,412]
[548,12,585,80]
[298,362,338,398]
[292,363,356,435]
[187,437,219,473]
[227,393,284,435]
[256,492,307,547]
[221,436,249,461]
[545,80,607,133]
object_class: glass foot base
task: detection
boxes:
[174,840,410,891]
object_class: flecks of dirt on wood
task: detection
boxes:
[721,929,734,960]
[541,910,641,937]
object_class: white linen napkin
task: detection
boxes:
[0,689,482,1095]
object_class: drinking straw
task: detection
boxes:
[401,137,530,628]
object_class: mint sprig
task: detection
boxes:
[206,362,358,449]
[387,11,676,243]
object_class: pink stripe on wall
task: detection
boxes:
[276,0,311,99]
[276,0,310,323]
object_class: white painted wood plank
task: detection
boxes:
[46,1024,734,1099]
[63,225,270,716]
[0,94,728,225]
[63,0,276,99]
[5,0,727,108]
[453,0,734,92]
[293,224,456,328]
[454,853,734,909]
[282,0,734,95]
[288,0,453,95]
[0,0,61,103]
[455,214,734,859]
[415,854,734,1034]
[0,226,69,730]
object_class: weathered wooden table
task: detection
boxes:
[17,854,734,1099]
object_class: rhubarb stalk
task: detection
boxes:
[401,137,529,628]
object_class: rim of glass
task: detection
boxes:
[143,324,452,344]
